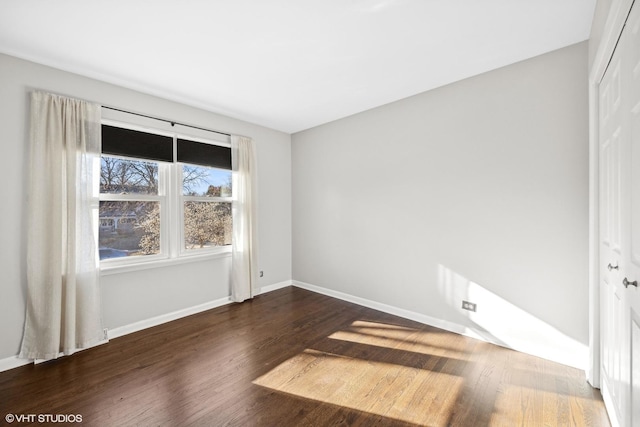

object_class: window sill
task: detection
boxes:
[100,249,231,276]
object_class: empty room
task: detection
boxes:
[0,0,638,425]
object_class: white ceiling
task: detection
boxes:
[0,0,596,134]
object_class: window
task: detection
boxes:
[99,156,164,260]
[181,164,232,251]
[99,123,232,264]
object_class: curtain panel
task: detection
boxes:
[230,135,258,302]
[19,92,105,360]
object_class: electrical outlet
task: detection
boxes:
[461,301,477,312]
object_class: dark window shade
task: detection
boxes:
[102,125,173,162]
[177,139,231,170]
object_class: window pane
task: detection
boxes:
[182,164,232,197]
[184,202,232,250]
[100,156,159,195]
[99,201,160,259]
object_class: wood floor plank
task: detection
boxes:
[0,287,610,426]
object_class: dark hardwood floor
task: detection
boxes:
[0,286,610,426]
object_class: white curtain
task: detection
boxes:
[19,92,105,360]
[230,135,258,302]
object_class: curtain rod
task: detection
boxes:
[101,106,231,137]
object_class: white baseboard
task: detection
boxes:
[109,281,293,340]
[1,280,584,373]
[0,356,31,372]
[292,280,470,336]
[292,280,586,370]
[108,296,233,340]
[1,337,112,371]
[0,283,296,373]
[0,283,295,373]
[255,280,292,296]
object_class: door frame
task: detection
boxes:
[589,0,636,388]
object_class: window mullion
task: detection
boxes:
[99,194,163,202]
[161,160,177,260]
[177,170,184,258]
[182,196,232,203]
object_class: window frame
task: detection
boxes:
[98,120,232,273]
[98,153,170,266]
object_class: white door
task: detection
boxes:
[599,31,626,426]
[624,3,640,426]
[600,2,640,426]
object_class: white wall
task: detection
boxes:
[292,42,590,368]
[0,53,291,361]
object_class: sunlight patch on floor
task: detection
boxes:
[253,346,463,425]
[489,383,599,426]
[328,320,471,359]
